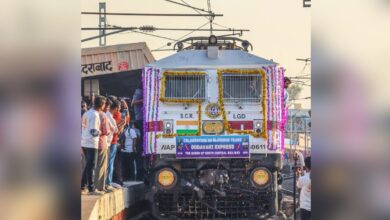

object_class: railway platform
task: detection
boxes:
[81,182,145,220]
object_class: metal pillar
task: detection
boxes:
[289,114,292,164]
[293,156,297,220]
[99,2,106,46]
[304,118,307,157]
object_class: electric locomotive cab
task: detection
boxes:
[142,36,286,219]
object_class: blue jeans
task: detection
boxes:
[301,209,311,220]
[106,144,118,186]
[81,147,98,192]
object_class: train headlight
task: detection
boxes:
[156,168,177,189]
[250,167,271,188]
[163,120,173,134]
[253,119,263,133]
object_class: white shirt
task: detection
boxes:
[284,90,289,107]
[297,172,311,211]
[134,127,141,138]
[105,111,118,146]
[81,109,100,149]
[122,127,137,153]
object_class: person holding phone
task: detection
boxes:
[111,99,128,187]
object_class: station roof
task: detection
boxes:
[81,42,155,77]
[148,49,277,69]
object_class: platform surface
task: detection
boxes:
[81,181,145,220]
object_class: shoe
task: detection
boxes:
[105,189,114,193]
[106,185,115,191]
[81,189,89,195]
[88,190,105,195]
[105,185,115,192]
[111,182,123,189]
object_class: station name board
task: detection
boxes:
[81,61,113,75]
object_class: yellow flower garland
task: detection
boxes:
[217,69,268,138]
[157,71,206,138]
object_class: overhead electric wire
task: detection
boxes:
[82,24,180,43]
[164,0,209,13]
[290,97,311,101]
[292,82,311,87]
[126,29,179,41]
[180,0,213,35]
[290,76,311,80]
[81,27,249,31]
[152,21,210,51]
[82,29,128,42]
[81,11,222,16]
[295,58,311,77]
[145,0,217,51]
[290,74,311,78]
[212,22,230,29]
[151,49,176,51]
[179,0,237,32]
[82,0,248,48]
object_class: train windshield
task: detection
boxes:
[164,74,206,100]
[222,74,262,103]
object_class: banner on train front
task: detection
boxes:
[176,135,249,158]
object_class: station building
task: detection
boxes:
[81,42,155,101]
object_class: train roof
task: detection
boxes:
[148,49,277,69]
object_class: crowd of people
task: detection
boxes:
[80,86,144,195]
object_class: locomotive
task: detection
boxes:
[142,35,286,219]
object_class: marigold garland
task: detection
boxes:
[158,71,206,138]
[217,69,268,139]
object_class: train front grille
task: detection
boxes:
[155,190,273,219]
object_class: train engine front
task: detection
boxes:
[142,36,286,219]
